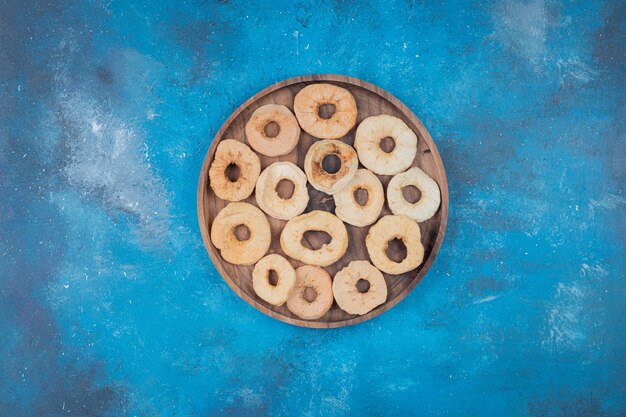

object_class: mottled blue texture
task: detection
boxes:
[0,0,624,416]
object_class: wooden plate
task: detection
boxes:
[197,74,448,328]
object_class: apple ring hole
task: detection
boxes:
[233,224,251,241]
[402,185,422,204]
[301,230,332,250]
[225,163,241,182]
[356,279,371,293]
[275,179,295,199]
[386,237,407,263]
[303,287,318,303]
[263,121,280,138]
[317,103,336,120]
[380,136,396,153]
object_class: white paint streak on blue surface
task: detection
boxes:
[59,92,170,245]
[474,295,502,304]
[589,194,626,218]
[544,281,586,351]
[492,0,597,85]
[492,0,549,67]
[556,57,598,85]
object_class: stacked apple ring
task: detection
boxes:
[207,83,441,321]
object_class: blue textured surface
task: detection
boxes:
[1,1,624,416]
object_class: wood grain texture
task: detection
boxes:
[197,74,449,328]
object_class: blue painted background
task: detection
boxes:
[1,0,624,416]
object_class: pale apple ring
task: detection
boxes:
[280,210,348,267]
[245,104,300,157]
[208,139,261,201]
[365,215,424,275]
[333,169,384,227]
[304,140,358,195]
[354,114,418,175]
[387,167,441,222]
[332,260,387,315]
[294,83,357,139]
[286,265,333,320]
[255,162,309,220]
[210,202,270,265]
[252,254,296,306]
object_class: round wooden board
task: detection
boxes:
[198,74,448,328]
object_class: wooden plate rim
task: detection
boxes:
[197,74,449,328]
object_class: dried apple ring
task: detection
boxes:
[209,139,260,201]
[304,140,358,195]
[365,215,424,275]
[286,265,333,320]
[354,115,417,175]
[280,210,348,267]
[210,202,270,265]
[252,254,296,306]
[333,260,387,315]
[294,83,357,139]
[387,167,441,222]
[334,169,384,227]
[255,162,309,220]
[245,104,300,157]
